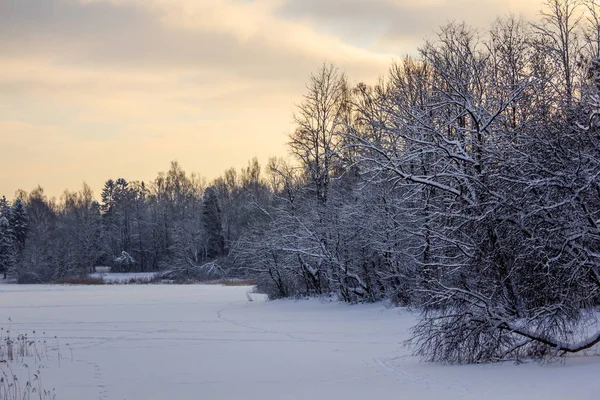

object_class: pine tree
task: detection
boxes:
[0,196,10,219]
[9,199,28,252]
[0,216,16,279]
[101,179,116,215]
[203,187,225,259]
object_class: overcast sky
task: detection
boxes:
[0,0,544,199]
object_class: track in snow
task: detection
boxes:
[0,284,598,400]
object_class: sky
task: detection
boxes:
[0,0,544,199]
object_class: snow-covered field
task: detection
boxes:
[0,284,598,400]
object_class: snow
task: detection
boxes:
[89,272,159,283]
[0,284,599,400]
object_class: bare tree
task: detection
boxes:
[534,0,584,108]
[290,63,350,203]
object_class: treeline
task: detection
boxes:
[2,0,600,364]
[0,159,270,283]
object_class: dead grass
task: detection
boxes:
[220,279,256,286]
[55,276,105,285]
[1,321,59,399]
[126,276,156,284]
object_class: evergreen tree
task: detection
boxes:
[9,199,29,252]
[203,187,224,259]
[0,216,16,279]
[0,196,10,217]
[100,179,116,215]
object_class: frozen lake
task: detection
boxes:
[0,284,598,400]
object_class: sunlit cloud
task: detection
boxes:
[0,0,546,198]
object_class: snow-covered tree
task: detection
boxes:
[289,63,349,203]
[0,216,16,279]
[203,186,225,259]
[9,199,29,252]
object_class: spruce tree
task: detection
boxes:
[9,199,28,252]
[203,187,225,259]
[0,216,16,279]
[101,179,116,215]
[0,196,10,220]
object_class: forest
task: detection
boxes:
[2,0,600,364]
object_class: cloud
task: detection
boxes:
[276,0,544,52]
[0,0,547,198]
[1,0,393,80]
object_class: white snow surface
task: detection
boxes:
[0,284,599,400]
